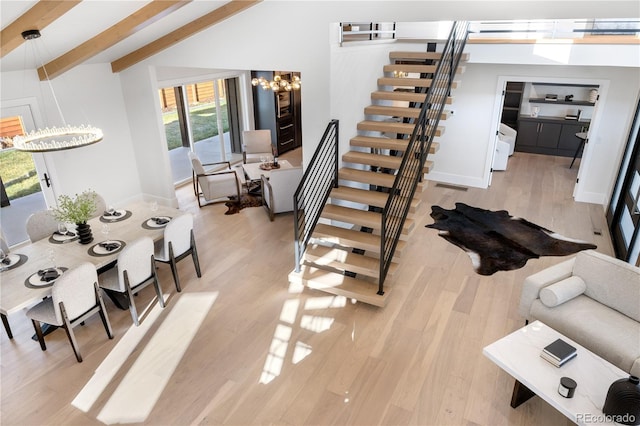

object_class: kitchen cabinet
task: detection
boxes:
[516,116,589,157]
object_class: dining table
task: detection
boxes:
[0,201,184,339]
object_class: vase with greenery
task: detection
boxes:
[52,190,97,244]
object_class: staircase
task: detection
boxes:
[290,22,470,307]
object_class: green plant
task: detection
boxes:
[51,190,97,224]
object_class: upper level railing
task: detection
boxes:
[338,19,639,47]
[469,18,640,41]
[293,119,339,272]
[340,22,396,45]
[378,21,470,294]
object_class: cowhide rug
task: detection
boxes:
[224,193,263,215]
[425,202,597,275]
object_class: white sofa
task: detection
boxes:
[519,250,640,376]
[261,166,303,221]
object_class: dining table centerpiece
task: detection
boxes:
[52,190,98,244]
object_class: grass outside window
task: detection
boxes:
[163,102,229,150]
[0,149,41,199]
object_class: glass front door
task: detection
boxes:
[0,101,56,246]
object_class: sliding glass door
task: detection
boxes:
[159,77,243,185]
[607,95,640,266]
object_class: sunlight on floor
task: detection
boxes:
[95,292,218,424]
[72,294,171,413]
[259,294,347,384]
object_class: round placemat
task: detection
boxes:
[25,267,69,289]
[49,231,79,244]
[0,254,28,272]
[100,210,132,223]
[141,216,172,230]
[88,240,126,257]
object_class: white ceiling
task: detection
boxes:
[1,1,639,76]
[0,1,229,73]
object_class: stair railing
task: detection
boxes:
[379,21,470,294]
[293,119,339,272]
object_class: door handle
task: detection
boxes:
[42,173,51,188]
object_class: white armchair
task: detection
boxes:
[261,167,303,221]
[499,123,517,156]
[188,151,242,207]
[242,130,273,164]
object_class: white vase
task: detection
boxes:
[589,89,599,103]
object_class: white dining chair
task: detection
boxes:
[154,213,201,292]
[26,262,113,362]
[25,210,58,242]
[91,193,108,219]
[99,237,165,326]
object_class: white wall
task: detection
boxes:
[3,1,640,209]
[0,65,142,207]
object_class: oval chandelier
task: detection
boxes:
[11,29,103,153]
[251,74,301,92]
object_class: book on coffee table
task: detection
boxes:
[541,338,577,367]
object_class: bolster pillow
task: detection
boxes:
[540,276,587,307]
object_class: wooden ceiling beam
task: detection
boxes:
[0,0,82,58]
[111,0,262,73]
[37,0,192,80]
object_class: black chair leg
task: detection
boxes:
[32,320,47,351]
[191,232,202,278]
[126,285,139,327]
[2,314,13,339]
[95,284,113,339]
[170,258,181,292]
[60,303,82,363]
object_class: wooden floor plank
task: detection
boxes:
[0,151,613,425]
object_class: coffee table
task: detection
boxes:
[483,321,627,425]
[242,159,292,182]
[242,160,292,193]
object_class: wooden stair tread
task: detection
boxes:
[343,151,432,174]
[389,51,470,61]
[321,204,414,235]
[383,64,465,74]
[312,223,406,256]
[350,135,440,154]
[357,120,445,137]
[339,167,395,188]
[303,244,398,279]
[390,51,443,60]
[329,186,421,213]
[339,167,431,189]
[371,91,453,104]
[288,266,389,307]
[364,105,452,121]
[377,77,459,89]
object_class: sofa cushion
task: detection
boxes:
[540,276,587,307]
[573,250,640,322]
[530,294,640,376]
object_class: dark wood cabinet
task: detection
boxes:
[558,123,586,156]
[516,116,589,157]
[251,70,302,156]
[501,81,524,129]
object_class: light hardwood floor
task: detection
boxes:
[0,152,613,425]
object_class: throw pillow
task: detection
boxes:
[540,276,587,307]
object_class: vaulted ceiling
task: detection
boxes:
[0,0,261,80]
